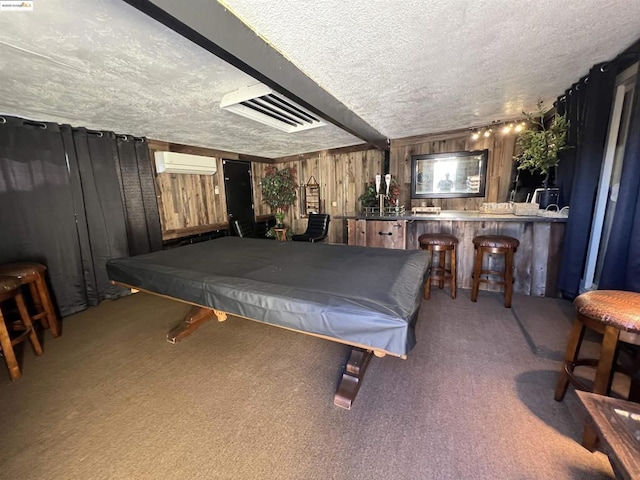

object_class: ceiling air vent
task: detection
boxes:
[220,83,326,133]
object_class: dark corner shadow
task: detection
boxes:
[515,369,584,441]
[567,465,614,480]
[509,297,575,362]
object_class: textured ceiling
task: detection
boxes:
[0,0,639,158]
[223,0,640,138]
[0,0,361,158]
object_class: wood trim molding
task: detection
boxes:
[162,222,229,240]
[272,143,375,163]
[147,138,273,163]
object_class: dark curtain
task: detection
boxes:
[0,116,162,317]
[599,69,640,291]
[67,127,131,306]
[114,135,163,256]
[0,117,86,315]
[556,65,617,298]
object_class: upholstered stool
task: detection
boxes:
[470,235,520,308]
[419,233,458,299]
[0,263,60,337]
[0,275,43,381]
[554,290,640,450]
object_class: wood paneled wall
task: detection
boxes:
[148,140,230,240]
[149,128,516,243]
[390,128,517,210]
[253,149,384,244]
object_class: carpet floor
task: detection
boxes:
[0,288,616,479]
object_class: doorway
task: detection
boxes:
[223,160,255,234]
[582,62,638,291]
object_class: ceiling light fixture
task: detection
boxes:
[220,83,326,133]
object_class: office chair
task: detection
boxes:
[291,213,330,243]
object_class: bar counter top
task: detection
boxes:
[338,210,568,223]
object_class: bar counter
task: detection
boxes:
[340,211,567,297]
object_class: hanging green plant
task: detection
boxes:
[515,101,569,186]
[261,165,298,220]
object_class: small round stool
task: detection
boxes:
[554,290,640,450]
[0,275,43,381]
[470,235,519,308]
[0,263,60,337]
[419,233,458,299]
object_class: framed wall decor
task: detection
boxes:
[299,176,321,217]
[411,149,489,199]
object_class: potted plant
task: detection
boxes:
[515,100,569,208]
[261,165,298,227]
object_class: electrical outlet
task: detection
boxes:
[214,186,219,194]
[331,201,337,207]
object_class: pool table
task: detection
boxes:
[106,237,428,408]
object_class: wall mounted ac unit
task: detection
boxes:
[220,83,326,133]
[154,151,217,175]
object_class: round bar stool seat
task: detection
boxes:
[0,275,43,381]
[470,235,519,308]
[419,233,458,299]
[554,290,640,450]
[0,262,60,337]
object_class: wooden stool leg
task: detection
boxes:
[424,248,434,300]
[450,246,457,299]
[15,293,43,356]
[471,247,482,302]
[580,325,621,451]
[554,318,586,401]
[438,250,446,289]
[28,281,49,328]
[0,310,21,381]
[593,326,620,396]
[504,248,514,308]
[35,274,60,337]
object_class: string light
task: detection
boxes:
[469,119,526,140]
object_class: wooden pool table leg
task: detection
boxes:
[166,306,218,344]
[334,348,374,410]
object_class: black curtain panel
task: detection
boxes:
[556,64,616,299]
[0,116,163,317]
[599,70,640,292]
[0,116,86,316]
[114,135,163,256]
[68,128,131,305]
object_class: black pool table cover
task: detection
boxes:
[106,237,429,356]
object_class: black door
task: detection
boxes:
[223,160,254,234]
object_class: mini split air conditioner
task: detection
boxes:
[154,151,217,175]
[220,83,326,133]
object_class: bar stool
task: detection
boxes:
[419,233,458,299]
[554,290,640,450]
[471,235,519,308]
[0,263,60,337]
[0,275,44,381]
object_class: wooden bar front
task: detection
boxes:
[346,212,566,297]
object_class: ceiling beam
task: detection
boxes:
[122,0,388,150]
